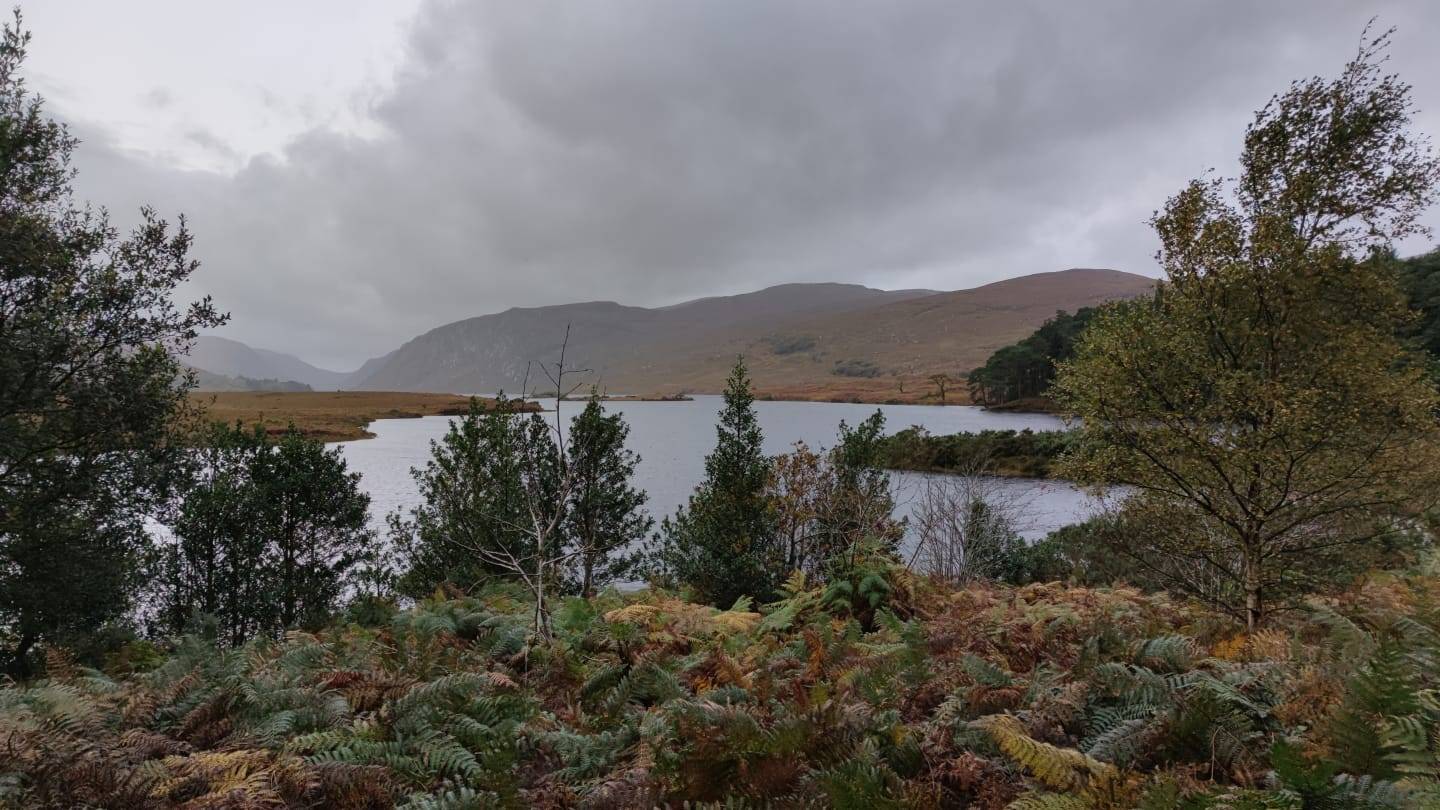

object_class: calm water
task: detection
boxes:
[337,396,1106,549]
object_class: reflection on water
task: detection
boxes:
[338,396,1110,550]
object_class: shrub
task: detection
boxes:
[763,334,817,355]
[833,359,882,378]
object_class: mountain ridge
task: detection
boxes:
[189,335,361,390]
[348,269,1154,396]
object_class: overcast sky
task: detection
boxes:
[25,1,1440,370]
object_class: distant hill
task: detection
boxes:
[188,365,312,393]
[189,336,355,390]
[346,270,1154,396]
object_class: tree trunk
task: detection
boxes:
[1243,547,1263,632]
[6,632,36,681]
[534,560,550,639]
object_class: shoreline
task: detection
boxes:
[192,387,1064,444]
[189,391,541,443]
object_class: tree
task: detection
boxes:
[461,331,594,637]
[395,330,638,638]
[258,427,374,631]
[565,396,652,597]
[652,358,778,606]
[928,373,953,404]
[1054,31,1440,630]
[966,308,1100,406]
[817,411,902,566]
[0,15,224,675]
[767,411,904,580]
[391,394,539,598]
[909,464,1029,585]
[158,423,374,646]
[156,424,270,646]
[1393,248,1440,368]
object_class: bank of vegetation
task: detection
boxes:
[877,428,1074,479]
[8,14,1440,809]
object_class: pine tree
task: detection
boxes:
[565,398,652,597]
[391,395,542,598]
[652,358,778,606]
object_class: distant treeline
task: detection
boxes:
[965,308,1099,406]
[876,426,1074,479]
[1398,248,1440,363]
[965,248,1440,410]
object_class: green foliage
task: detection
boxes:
[158,422,376,646]
[877,427,1074,478]
[4,563,1440,806]
[393,391,650,612]
[391,394,556,597]
[652,359,781,606]
[967,307,1101,406]
[565,397,653,596]
[1054,31,1440,630]
[0,12,225,678]
[1022,515,1156,588]
[827,411,902,553]
[1396,248,1440,370]
[769,410,904,583]
[817,540,910,630]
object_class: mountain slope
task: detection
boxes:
[352,283,936,393]
[188,365,312,393]
[350,270,1153,395]
[614,268,1153,393]
[190,336,352,390]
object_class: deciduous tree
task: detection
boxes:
[1055,30,1440,629]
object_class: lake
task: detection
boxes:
[337,396,1108,552]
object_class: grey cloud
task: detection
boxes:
[60,0,1440,370]
[183,128,240,161]
[140,86,174,109]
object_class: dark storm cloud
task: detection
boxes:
[60,0,1440,369]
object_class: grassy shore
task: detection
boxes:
[188,391,537,442]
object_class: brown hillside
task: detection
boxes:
[338,269,1153,401]
[617,268,1155,396]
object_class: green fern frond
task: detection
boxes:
[961,654,1015,688]
[1132,635,1196,672]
